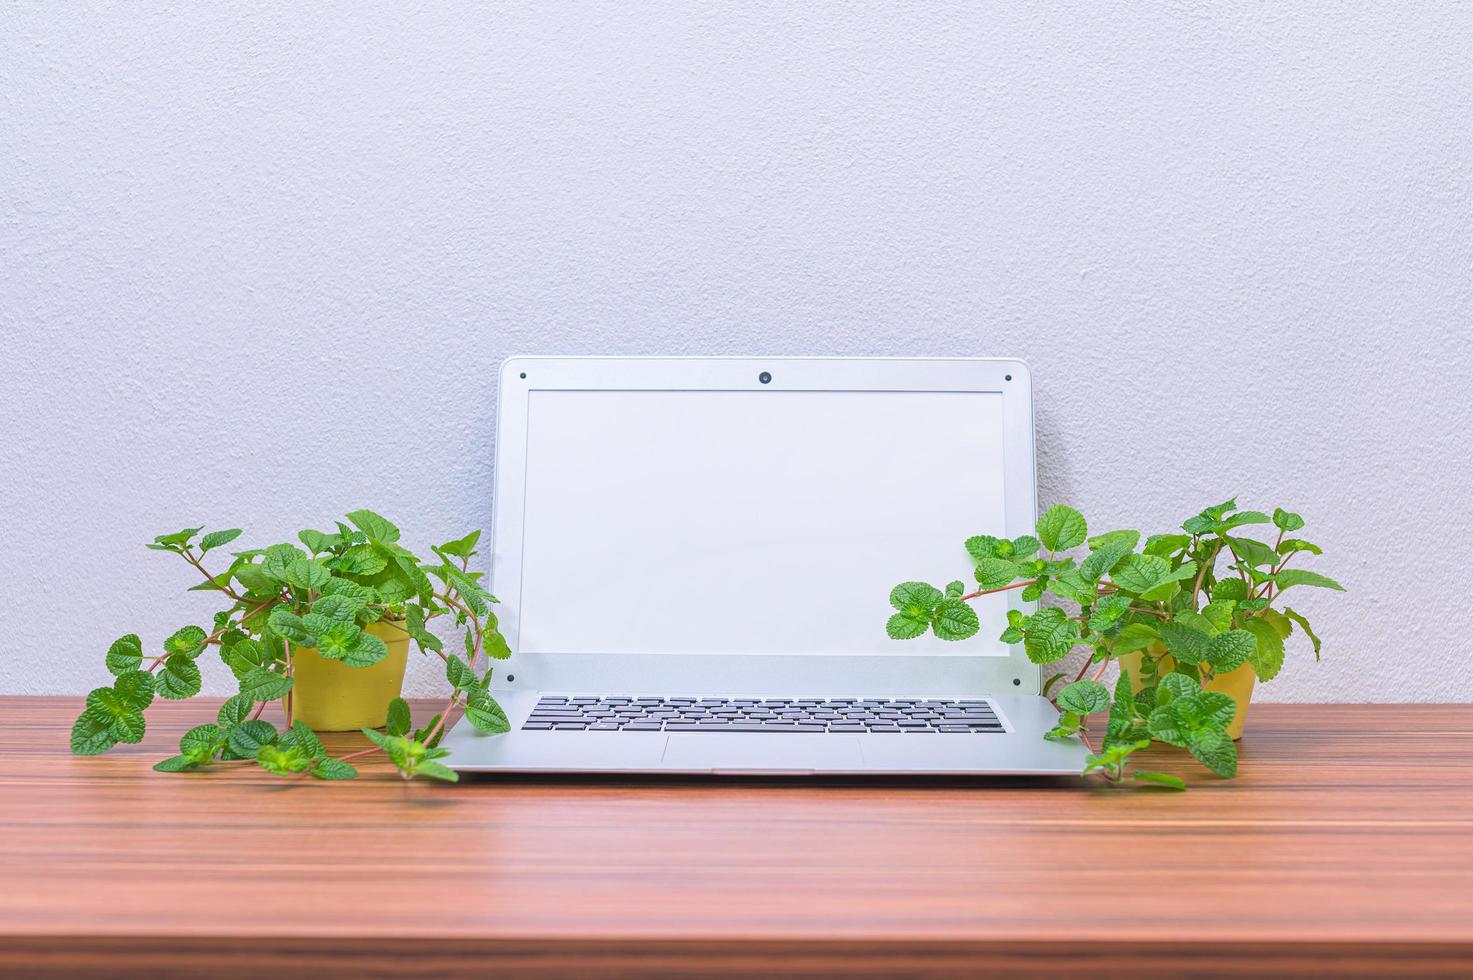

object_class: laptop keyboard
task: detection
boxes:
[522,696,1005,733]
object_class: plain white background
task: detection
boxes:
[2,3,1470,701]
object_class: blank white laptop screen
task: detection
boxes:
[516,389,1011,658]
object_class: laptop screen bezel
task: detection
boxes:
[488,356,1041,697]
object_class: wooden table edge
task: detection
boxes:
[4,935,1472,978]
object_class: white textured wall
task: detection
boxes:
[3,3,1470,702]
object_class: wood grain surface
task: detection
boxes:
[2,697,1471,977]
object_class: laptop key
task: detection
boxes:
[522,722,554,730]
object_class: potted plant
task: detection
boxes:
[886,498,1342,786]
[70,510,513,781]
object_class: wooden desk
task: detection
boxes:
[2,697,1470,977]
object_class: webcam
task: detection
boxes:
[758,371,772,384]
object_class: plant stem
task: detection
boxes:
[180,548,245,602]
[1191,541,1219,609]
[960,579,1037,602]
[145,598,278,671]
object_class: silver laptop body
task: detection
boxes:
[444,356,1089,776]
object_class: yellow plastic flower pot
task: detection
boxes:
[1116,642,1256,740]
[288,620,411,732]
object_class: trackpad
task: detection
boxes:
[662,734,863,772]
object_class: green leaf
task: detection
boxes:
[413,713,445,746]
[887,614,928,640]
[297,528,341,554]
[1109,623,1160,655]
[1147,703,1188,746]
[437,529,482,557]
[1206,629,1256,673]
[1037,505,1087,552]
[1217,510,1271,531]
[1022,607,1079,664]
[1170,610,1218,637]
[152,754,200,773]
[1199,601,1234,633]
[1273,569,1346,593]
[386,697,412,737]
[70,709,119,755]
[163,625,207,659]
[1272,508,1306,532]
[222,638,267,679]
[217,694,254,727]
[396,557,436,608]
[1223,535,1279,570]
[284,558,331,591]
[113,669,156,712]
[404,604,444,654]
[1277,538,1322,556]
[155,655,202,700]
[1242,617,1286,681]
[1104,671,1137,753]
[971,557,1016,591]
[445,653,478,691]
[1010,535,1041,559]
[964,535,1005,562]
[1158,620,1211,666]
[1087,595,1132,631]
[483,628,512,661]
[238,666,293,701]
[464,692,511,733]
[1284,607,1323,661]
[1210,579,1249,602]
[104,634,144,675]
[346,509,401,544]
[312,758,359,780]
[314,621,364,662]
[930,598,980,641]
[153,526,203,547]
[228,719,279,757]
[309,594,360,625]
[268,607,315,647]
[180,724,223,759]
[413,760,460,782]
[199,528,243,553]
[1143,534,1191,557]
[1087,529,1141,553]
[1109,554,1172,596]
[233,562,277,596]
[330,629,383,668]
[1079,543,1130,583]
[1132,771,1186,790]
[1057,680,1109,715]
[1188,728,1238,777]
[1084,739,1151,779]
[889,582,942,634]
[284,720,325,759]
[318,577,379,607]
[1157,672,1200,706]
[255,743,312,775]
[261,543,308,583]
[1138,561,1196,602]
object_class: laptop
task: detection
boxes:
[443,356,1089,776]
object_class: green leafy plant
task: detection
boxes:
[71,510,513,781]
[887,499,1342,786]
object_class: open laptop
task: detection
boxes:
[443,356,1089,776]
